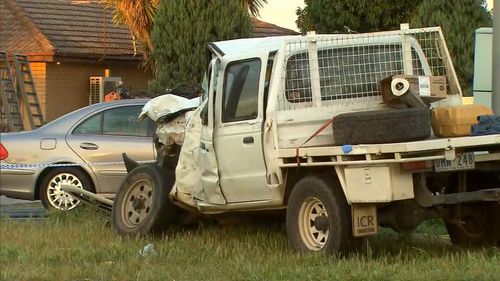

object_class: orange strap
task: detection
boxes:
[295,117,336,166]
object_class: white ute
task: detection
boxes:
[108,26,499,254]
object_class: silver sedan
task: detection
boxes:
[0,99,155,211]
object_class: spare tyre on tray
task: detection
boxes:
[332,108,431,145]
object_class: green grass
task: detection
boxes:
[0,208,499,281]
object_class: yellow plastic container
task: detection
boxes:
[431,105,493,137]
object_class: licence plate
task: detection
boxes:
[434,152,475,172]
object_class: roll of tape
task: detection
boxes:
[391,78,410,96]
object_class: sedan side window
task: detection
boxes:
[73,113,101,135]
[102,106,148,137]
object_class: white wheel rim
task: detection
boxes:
[46,173,83,211]
[121,178,154,229]
[298,197,329,250]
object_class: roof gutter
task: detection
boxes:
[25,51,56,62]
[54,53,143,63]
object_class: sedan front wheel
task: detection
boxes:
[39,167,93,211]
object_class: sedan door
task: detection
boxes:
[66,104,155,194]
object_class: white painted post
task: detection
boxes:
[492,0,500,114]
[400,23,414,75]
[307,31,322,108]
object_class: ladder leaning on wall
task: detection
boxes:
[14,54,45,130]
[0,51,24,132]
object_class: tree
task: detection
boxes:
[410,0,492,96]
[296,0,422,34]
[105,0,159,67]
[149,0,252,93]
[295,5,314,33]
[240,0,268,17]
[105,0,265,73]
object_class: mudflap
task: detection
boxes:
[122,153,139,173]
[351,204,378,237]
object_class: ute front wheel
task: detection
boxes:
[112,164,177,236]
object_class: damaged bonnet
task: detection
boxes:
[139,94,200,122]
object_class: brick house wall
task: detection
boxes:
[37,61,152,121]
[2,0,297,126]
[30,62,47,117]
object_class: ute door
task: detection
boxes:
[196,58,226,205]
[214,52,271,203]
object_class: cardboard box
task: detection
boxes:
[431,104,494,137]
[380,75,448,108]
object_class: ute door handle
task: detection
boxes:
[80,142,99,150]
[243,136,254,144]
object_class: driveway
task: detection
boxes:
[0,196,47,219]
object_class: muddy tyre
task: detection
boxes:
[112,164,177,236]
[446,203,499,246]
[286,174,360,254]
[39,167,93,211]
[332,108,431,145]
[491,203,500,246]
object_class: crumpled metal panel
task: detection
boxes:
[139,94,199,121]
[155,114,188,146]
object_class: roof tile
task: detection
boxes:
[251,19,299,38]
[0,0,47,53]
[3,0,138,58]
[1,0,298,59]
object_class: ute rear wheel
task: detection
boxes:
[298,196,330,249]
[286,174,360,254]
[112,164,177,236]
[446,203,500,247]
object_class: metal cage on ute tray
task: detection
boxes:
[278,27,462,112]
